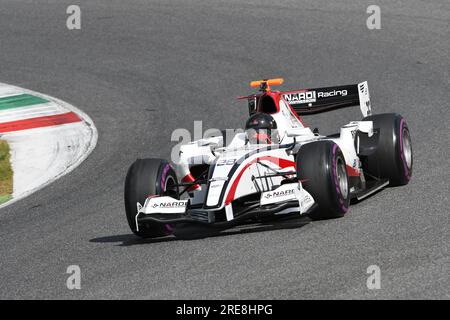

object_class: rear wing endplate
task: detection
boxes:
[281,81,372,117]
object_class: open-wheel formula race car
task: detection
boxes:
[124,78,413,239]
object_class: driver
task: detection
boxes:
[245,113,279,145]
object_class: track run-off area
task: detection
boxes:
[0,83,97,208]
[0,0,448,299]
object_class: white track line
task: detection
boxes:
[0,104,64,122]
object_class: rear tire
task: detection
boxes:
[362,113,412,186]
[296,141,349,220]
[124,158,179,238]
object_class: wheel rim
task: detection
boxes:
[402,127,412,170]
[336,157,348,199]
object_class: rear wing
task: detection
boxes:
[281,81,372,117]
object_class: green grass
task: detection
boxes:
[0,140,13,204]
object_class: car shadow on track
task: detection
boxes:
[90,216,311,246]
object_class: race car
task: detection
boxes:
[124,78,413,239]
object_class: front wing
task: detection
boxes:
[135,183,315,231]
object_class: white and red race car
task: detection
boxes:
[124,78,413,239]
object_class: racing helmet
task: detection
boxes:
[245,113,279,145]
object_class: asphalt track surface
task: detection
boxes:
[0,0,449,299]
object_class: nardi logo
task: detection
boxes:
[152,201,186,208]
[283,91,316,104]
[265,188,295,199]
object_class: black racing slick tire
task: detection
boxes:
[296,141,350,220]
[362,113,413,186]
[124,158,179,238]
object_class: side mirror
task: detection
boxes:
[285,127,314,137]
[248,97,257,115]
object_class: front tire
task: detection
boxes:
[296,141,349,220]
[124,158,179,238]
[362,113,413,186]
